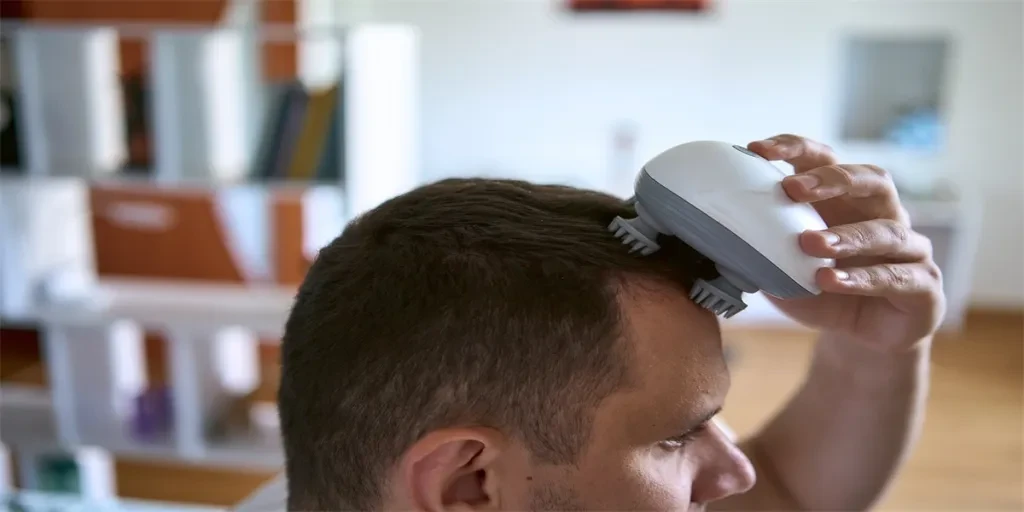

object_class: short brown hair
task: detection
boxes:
[278,178,713,510]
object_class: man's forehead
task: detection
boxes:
[615,280,729,408]
[584,280,730,451]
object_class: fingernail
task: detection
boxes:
[821,231,841,245]
[756,139,777,147]
[833,269,850,281]
[789,173,821,190]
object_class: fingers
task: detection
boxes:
[749,133,910,222]
[747,134,838,173]
[781,164,895,200]
[816,262,943,298]
[748,135,903,220]
[800,220,932,261]
[781,163,909,223]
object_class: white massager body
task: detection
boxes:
[609,140,835,318]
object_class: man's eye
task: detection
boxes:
[660,423,709,450]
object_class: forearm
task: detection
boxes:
[732,332,931,511]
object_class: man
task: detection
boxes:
[237,135,944,511]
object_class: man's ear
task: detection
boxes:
[399,427,507,512]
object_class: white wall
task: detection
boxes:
[362,0,1023,307]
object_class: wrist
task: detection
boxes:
[811,331,932,393]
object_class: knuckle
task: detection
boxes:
[882,220,910,246]
[861,267,884,287]
[857,164,900,203]
[883,264,913,288]
[842,222,873,247]
[863,164,892,181]
[811,139,837,158]
[827,164,856,186]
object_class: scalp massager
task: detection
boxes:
[608,140,835,318]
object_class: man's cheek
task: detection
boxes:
[605,448,696,510]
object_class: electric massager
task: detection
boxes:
[609,140,835,319]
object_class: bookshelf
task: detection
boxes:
[0,21,419,195]
[0,19,419,507]
[2,279,291,465]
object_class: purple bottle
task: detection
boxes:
[131,385,173,441]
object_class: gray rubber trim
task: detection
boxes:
[634,168,814,299]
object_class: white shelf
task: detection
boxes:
[82,435,283,472]
[0,387,282,471]
[0,384,50,409]
[31,278,295,339]
[8,490,224,512]
[10,278,289,472]
[0,385,56,448]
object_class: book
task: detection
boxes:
[253,82,309,180]
[0,89,22,169]
[286,83,340,181]
[314,79,345,184]
[250,83,290,180]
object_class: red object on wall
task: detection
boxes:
[0,0,27,18]
[569,0,709,11]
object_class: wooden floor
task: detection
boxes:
[723,312,1023,511]
[10,313,1022,509]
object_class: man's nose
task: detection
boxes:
[690,419,757,504]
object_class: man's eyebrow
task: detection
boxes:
[680,405,723,435]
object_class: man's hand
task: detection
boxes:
[747,134,946,352]
[715,135,941,511]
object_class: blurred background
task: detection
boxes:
[0,0,1020,510]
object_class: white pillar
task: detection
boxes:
[74,447,117,500]
[150,29,249,183]
[344,25,421,216]
[13,27,126,177]
[297,0,344,91]
[0,444,10,500]
[167,326,258,458]
[43,321,147,447]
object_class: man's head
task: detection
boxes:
[279,178,755,511]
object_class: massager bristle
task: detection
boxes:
[690,277,747,319]
[691,288,738,318]
[608,215,661,256]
